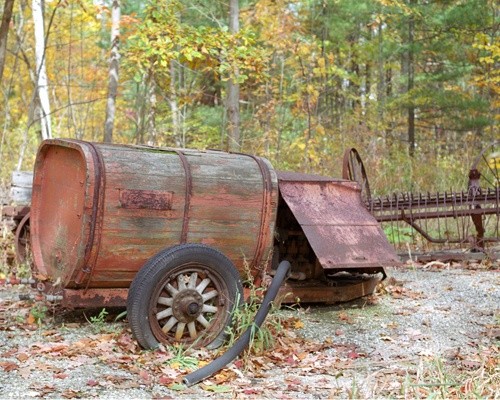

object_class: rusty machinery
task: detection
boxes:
[3,139,497,350]
[2,139,399,350]
[342,141,500,259]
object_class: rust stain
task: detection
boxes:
[62,288,128,308]
[278,174,400,269]
[120,189,173,211]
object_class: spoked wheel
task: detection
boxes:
[15,212,31,263]
[342,148,372,204]
[127,244,243,350]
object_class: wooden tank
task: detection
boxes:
[31,139,278,290]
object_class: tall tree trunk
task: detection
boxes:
[32,0,52,140]
[169,60,181,147]
[0,0,15,83]
[226,0,240,152]
[407,12,415,157]
[376,20,385,127]
[104,0,120,143]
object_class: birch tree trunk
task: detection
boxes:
[103,0,120,143]
[226,0,240,152]
[0,0,15,83]
[32,0,52,140]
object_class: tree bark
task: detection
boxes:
[32,0,52,140]
[104,0,120,143]
[407,12,415,157]
[376,19,385,124]
[226,0,240,152]
[0,0,15,83]
[169,61,181,147]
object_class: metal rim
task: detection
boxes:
[342,148,372,204]
[15,212,30,263]
[148,262,230,347]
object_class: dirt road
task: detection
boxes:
[0,262,498,399]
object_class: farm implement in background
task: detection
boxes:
[343,142,500,261]
[1,171,32,264]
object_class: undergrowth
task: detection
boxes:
[401,355,500,399]
[224,265,285,359]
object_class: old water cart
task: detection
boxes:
[29,139,399,349]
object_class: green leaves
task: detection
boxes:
[124,0,267,90]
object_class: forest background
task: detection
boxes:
[0,0,498,195]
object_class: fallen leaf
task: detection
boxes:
[26,313,35,325]
[201,384,232,393]
[61,389,82,399]
[16,353,29,362]
[169,383,187,391]
[293,320,304,329]
[159,376,175,386]
[1,348,17,358]
[243,388,261,395]
[338,312,353,323]
[139,370,152,385]
[0,361,19,371]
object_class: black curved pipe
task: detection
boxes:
[183,260,291,387]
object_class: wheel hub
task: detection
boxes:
[172,289,204,323]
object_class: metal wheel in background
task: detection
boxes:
[15,212,30,263]
[127,244,243,350]
[342,148,372,205]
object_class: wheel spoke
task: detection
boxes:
[202,304,218,313]
[157,296,173,306]
[202,290,218,302]
[188,272,198,289]
[156,308,173,320]
[165,283,178,296]
[162,316,178,333]
[196,314,210,328]
[175,322,186,340]
[177,275,187,290]
[187,321,197,339]
[196,278,210,294]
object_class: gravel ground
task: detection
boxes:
[0,262,499,399]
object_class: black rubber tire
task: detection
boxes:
[127,244,243,350]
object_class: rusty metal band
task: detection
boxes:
[174,150,192,243]
[245,155,273,269]
[72,141,106,286]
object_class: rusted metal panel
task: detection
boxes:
[30,139,278,291]
[61,288,128,308]
[278,172,400,269]
[31,141,95,285]
[277,275,382,304]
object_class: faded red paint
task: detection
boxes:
[119,189,173,210]
[61,288,128,308]
[29,139,401,307]
[31,139,279,291]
